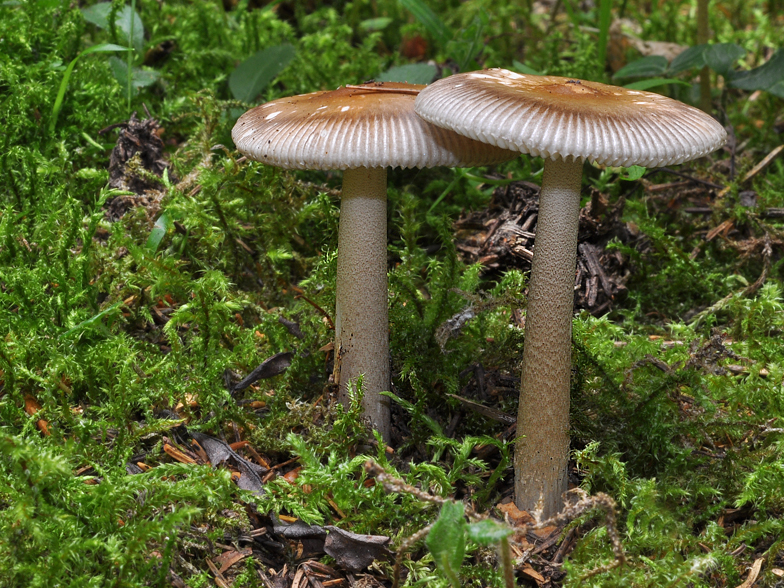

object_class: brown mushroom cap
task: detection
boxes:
[414,69,727,168]
[231,82,517,170]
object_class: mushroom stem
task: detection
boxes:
[515,157,583,519]
[334,167,391,441]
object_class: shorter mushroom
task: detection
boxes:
[232,82,516,441]
[415,69,726,516]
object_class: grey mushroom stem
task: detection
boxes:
[515,157,583,520]
[334,167,391,442]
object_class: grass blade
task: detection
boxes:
[399,0,451,49]
[49,44,130,134]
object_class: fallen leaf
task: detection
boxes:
[232,351,293,393]
[735,558,764,588]
[214,547,252,574]
[164,443,197,464]
[497,502,535,526]
[190,431,266,495]
[519,563,545,585]
[324,526,392,572]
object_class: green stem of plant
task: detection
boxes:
[500,537,514,588]
[697,0,711,112]
[428,174,460,214]
[128,0,136,115]
[597,0,612,71]
[441,557,462,588]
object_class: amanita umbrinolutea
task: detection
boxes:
[232,82,516,442]
[415,69,726,517]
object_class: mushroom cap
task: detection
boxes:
[232,82,517,171]
[414,69,727,168]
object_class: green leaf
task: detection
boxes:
[229,44,296,103]
[115,5,145,54]
[668,44,709,74]
[620,165,646,181]
[466,519,512,545]
[596,0,612,68]
[511,60,542,75]
[109,57,161,91]
[613,55,668,79]
[623,78,690,90]
[449,14,486,72]
[60,301,124,339]
[147,213,173,252]
[768,79,784,99]
[81,2,112,29]
[426,501,466,588]
[705,43,746,77]
[359,17,392,32]
[729,49,784,93]
[82,3,145,53]
[82,43,131,56]
[377,63,437,84]
[399,0,451,49]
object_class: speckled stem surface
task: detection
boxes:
[334,167,391,441]
[515,157,583,519]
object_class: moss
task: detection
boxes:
[2,0,784,585]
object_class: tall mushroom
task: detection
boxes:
[232,82,516,442]
[415,69,726,517]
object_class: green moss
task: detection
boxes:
[2,0,784,585]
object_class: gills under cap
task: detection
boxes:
[414,69,727,168]
[232,81,516,171]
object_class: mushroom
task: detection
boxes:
[414,69,726,517]
[232,82,516,442]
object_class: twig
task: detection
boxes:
[365,462,626,584]
[689,232,772,327]
[653,167,724,190]
[344,84,421,95]
[295,294,334,330]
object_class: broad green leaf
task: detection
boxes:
[109,57,161,91]
[613,55,668,79]
[115,5,145,54]
[147,213,173,252]
[511,60,541,75]
[466,519,512,545]
[81,2,112,28]
[229,44,296,103]
[399,0,451,49]
[623,77,690,90]
[377,63,437,85]
[426,501,466,588]
[620,165,646,181]
[82,3,145,54]
[705,43,746,77]
[359,17,392,32]
[768,80,784,99]
[729,49,784,93]
[668,44,709,74]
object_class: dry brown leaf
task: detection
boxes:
[205,557,231,588]
[24,394,51,436]
[214,548,252,574]
[735,558,765,588]
[497,501,535,526]
[519,563,545,585]
[163,443,197,464]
